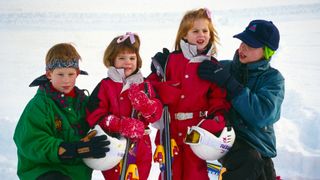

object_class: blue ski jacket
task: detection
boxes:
[221,51,285,158]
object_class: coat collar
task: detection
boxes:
[107,67,144,93]
[180,40,212,63]
[39,82,86,110]
[232,50,270,73]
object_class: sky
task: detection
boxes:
[1,0,320,179]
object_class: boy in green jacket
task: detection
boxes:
[13,43,110,180]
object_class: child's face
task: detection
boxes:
[46,67,78,94]
[184,18,211,51]
[114,51,137,77]
[238,42,264,64]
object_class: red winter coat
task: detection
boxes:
[148,47,230,180]
[86,69,160,180]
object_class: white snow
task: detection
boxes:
[1,0,320,179]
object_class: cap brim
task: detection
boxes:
[233,32,264,48]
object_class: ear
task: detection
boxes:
[46,71,52,80]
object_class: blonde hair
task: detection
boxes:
[103,33,142,70]
[174,8,219,55]
[45,43,81,66]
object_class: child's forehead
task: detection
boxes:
[52,67,78,72]
[117,49,136,55]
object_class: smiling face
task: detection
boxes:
[184,18,211,51]
[238,42,264,64]
[114,51,138,77]
[46,67,78,94]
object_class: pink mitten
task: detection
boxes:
[199,115,226,134]
[128,83,159,119]
[99,115,145,140]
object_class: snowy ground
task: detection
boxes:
[1,0,320,179]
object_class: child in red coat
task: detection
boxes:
[148,8,230,180]
[86,32,162,180]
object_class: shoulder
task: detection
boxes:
[168,50,183,58]
[19,92,52,121]
[94,78,112,90]
[219,60,232,66]
[263,67,285,82]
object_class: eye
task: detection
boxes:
[130,57,136,61]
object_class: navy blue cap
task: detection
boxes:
[233,20,280,51]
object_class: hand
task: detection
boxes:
[199,115,226,134]
[198,60,231,87]
[151,48,170,74]
[99,115,145,140]
[59,134,110,159]
[198,60,243,98]
[128,83,161,121]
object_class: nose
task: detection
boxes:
[199,31,205,36]
[62,76,70,83]
[239,42,248,52]
[123,59,132,67]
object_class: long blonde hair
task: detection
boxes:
[174,8,219,56]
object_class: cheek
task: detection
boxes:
[252,51,264,60]
[114,61,122,68]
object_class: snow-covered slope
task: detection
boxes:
[1,1,320,179]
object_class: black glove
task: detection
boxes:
[151,48,170,74]
[59,135,110,159]
[198,60,243,98]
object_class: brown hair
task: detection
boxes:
[174,8,219,56]
[103,33,142,69]
[45,43,81,66]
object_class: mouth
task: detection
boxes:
[197,39,205,45]
[239,52,246,59]
[124,67,132,72]
[62,86,70,90]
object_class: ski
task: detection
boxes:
[207,162,223,175]
[163,106,172,180]
[152,57,172,180]
[120,138,131,180]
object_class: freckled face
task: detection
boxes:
[184,18,211,51]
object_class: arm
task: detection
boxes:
[232,70,284,127]
[127,82,163,123]
[14,96,108,164]
[86,80,110,127]
[98,114,145,140]
[198,60,244,98]
[198,60,284,127]
[201,83,230,134]
[59,130,110,159]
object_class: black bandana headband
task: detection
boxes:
[46,59,79,71]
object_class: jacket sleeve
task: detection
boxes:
[208,82,231,115]
[13,98,64,164]
[86,80,110,127]
[140,80,163,123]
[231,69,285,128]
[147,73,182,105]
